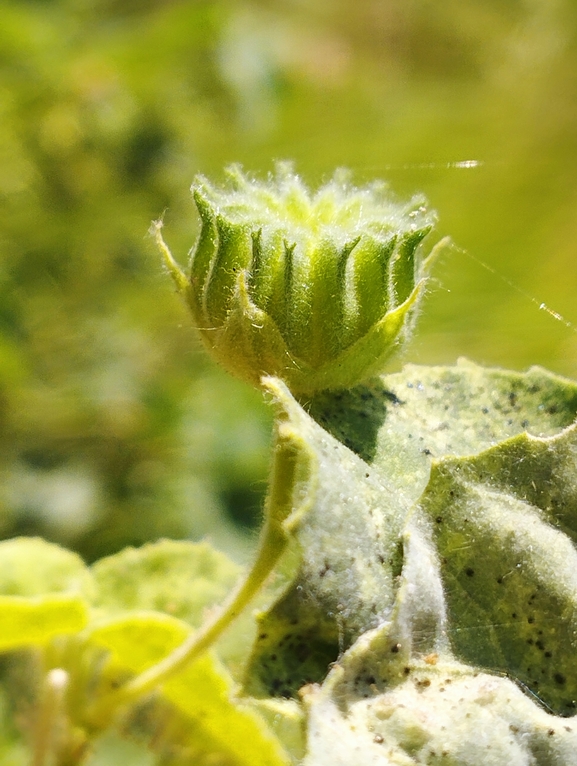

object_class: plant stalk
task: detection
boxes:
[88,431,299,727]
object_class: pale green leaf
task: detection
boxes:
[307,358,577,482]
[90,539,241,627]
[0,537,92,597]
[303,645,577,766]
[246,361,577,734]
[89,538,260,677]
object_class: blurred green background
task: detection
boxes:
[1,0,576,565]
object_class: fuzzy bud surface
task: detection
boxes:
[158,164,438,394]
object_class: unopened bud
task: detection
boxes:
[157,164,439,394]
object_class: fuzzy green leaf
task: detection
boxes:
[422,423,577,716]
[246,360,577,750]
[90,539,241,626]
[303,644,577,766]
[308,358,577,468]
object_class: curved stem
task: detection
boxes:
[88,432,300,727]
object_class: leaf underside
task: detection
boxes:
[245,359,577,763]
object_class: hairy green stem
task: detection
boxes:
[88,433,299,727]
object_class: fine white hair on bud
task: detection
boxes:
[157,163,441,394]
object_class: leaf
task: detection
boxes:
[0,538,290,764]
[0,595,87,651]
[250,698,305,763]
[0,537,92,597]
[0,538,89,650]
[246,374,411,696]
[302,643,577,766]
[89,538,260,676]
[90,539,241,627]
[245,361,577,723]
[90,614,291,766]
[422,423,577,715]
[307,358,577,465]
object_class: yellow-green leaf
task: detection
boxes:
[90,614,291,766]
[0,595,87,651]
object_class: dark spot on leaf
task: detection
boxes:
[465,567,474,577]
[435,516,443,524]
[318,561,330,578]
[554,673,566,686]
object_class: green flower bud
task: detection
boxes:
[156,163,441,395]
